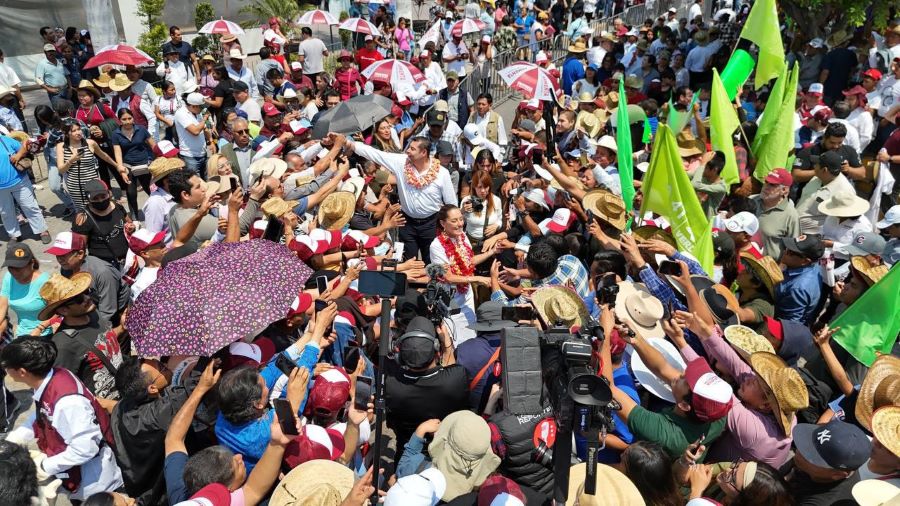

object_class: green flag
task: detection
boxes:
[739,0,785,88]
[617,78,635,213]
[751,63,787,156]
[639,125,715,274]
[754,63,798,180]
[710,69,740,186]
[667,93,698,134]
[832,264,900,366]
[642,117,652,144]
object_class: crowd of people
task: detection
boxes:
[1,0,900,505]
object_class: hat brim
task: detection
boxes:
[791,423,834,469]
[724,325,775,361]
[854,355,900,432]
[614,281,666,339]
[750,352,798,437]
[38,272,92,321]
[629,337,686,402]
[318,192,357,231]
[532,286,590,329]
[818,199,870,218]
[109,80,134,92]
[468,319,518,332]
[582,189,627,231]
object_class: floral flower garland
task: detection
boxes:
[404,157,441,189]
[437,232,475,294]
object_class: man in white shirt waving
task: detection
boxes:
[338,132,457,263]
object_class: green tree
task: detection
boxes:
[780,0,891,38]
[193,2,217,56]
[136,0,167,62]
[239,0,300,28]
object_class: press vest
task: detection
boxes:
[489,406,556,495]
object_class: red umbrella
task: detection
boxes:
[339,17,383,37]
[199,18,245,35]
[297,9,339,25]
[360,59,426,86]
[450,18,486,37]
[84,44,155,69]
[498,62,561,101]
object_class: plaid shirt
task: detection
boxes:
[492,254,590,305]
[637,251,708,356]
[717,22,740,48]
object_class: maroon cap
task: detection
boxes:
[861,69,882,81]
[283,424,345,469]
[262,103,281,117]
[764,168,793,187]
[338,49,353,61]
[183,483,232,505]
[812,107,833,123]
[684,358,733,422]
[842,85,868,97]
[304,368,351,418]
[477,475,527,506]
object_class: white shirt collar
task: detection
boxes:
[33,369,56,401]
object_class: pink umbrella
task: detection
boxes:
[498,62,561,101]
[198,18,245,35]
[339,17,383,37]
[450,18,486,37]
[83,44,154,69]
[360,59,426,86]
[297,9,339,25]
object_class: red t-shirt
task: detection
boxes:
[355,48,384,72]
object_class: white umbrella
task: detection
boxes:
[296,9,339,26]
[498,62,561,102]
[360,59,426,86]
[420,21,443,47]
[338,17,383,37]
[198,18,245,35]
[450,18,485,37]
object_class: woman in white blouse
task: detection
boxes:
[461,168,503,243]
[429,204,497,345]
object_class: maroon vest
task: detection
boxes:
[33,368,116,492]
[112,94,148,126]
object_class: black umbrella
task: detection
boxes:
[310,94,394,139]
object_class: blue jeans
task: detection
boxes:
[0,179,48,238]
[181,155,208,180]
[44,149,75,210]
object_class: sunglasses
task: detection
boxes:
[722,458,744,490]
[62,290,94,307]
[233,129,249,135]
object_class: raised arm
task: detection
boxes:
[164,362,220,456]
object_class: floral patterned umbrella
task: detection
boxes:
[126,240,312,357]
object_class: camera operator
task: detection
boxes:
[384,316,468,463]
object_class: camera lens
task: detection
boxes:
[532,440,553,466]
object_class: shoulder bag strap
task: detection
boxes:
[469,346,502,391]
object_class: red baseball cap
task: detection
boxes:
[861,68,882,81]
[46,232,87,256]
[683,358,733,422]
[262,103,281,117]
[287,292,313,318]
[128,229,165,253]
[764,168,793,187]
[477,475,527,506]
[304,367,351,418]
[223,338,275,370]
[175,483,231,506]
[283,424,346,469]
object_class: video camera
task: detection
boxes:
[423,264,454,328]
[501,305,618,503]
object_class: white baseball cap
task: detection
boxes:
[877,205,900,229]
[384,467,447,506]
[186,92,206,106]
[724,211,759,235]
[463,123,485,145]
[546,208,574,233]
[808,82,825,95]
[522,188,550,210]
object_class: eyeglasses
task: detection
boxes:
[722,459,744,490]
[233,129,249,135]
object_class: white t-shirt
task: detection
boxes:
[460,194,502,239]
[442,40,469,77]
[298,38,328,74]
[174,107,206,157]
[236,97,262,124]
[0,62,21,88]
[429,235,477,345]
[131,267,159,302]
[689,2,703,21]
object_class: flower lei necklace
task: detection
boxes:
[404,157,441,189]
[437,232,475,293]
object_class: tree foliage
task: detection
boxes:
[136,0,166,27]
[239,0,300,28]
[779,0,891,37]
[138,23,168,62]
[193,2,217,56]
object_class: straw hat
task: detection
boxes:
[318,191,357,231]
[247,157,288,186]
[872,406,900,461]
[77,80,101,100]
[850,256,890,286]
[532,286,590,329]
[740,253,784,298]
[724,324,776,361]
[855,355,900,433]
[108,73,134,92]
[609,103,647,128]
[577,112,602,138]
[270,459,355,506]
[749,352,810,436]
[221,34,237,43]
[818,190,870,218]
[567,463,646,506]
[852,480,900,506]
[826,29,852,48]
[676,130,705,157]
[568,40,589,53]
[633,225,677,248]
[614,281,665,339]
[583,189,627,231]
[428,411,501,501]
[261,197,299,219]
[624,74,644,90]
[38,272,93,321]
[149,157,185,183]
[92,73,112,88]
[201,179,220,199]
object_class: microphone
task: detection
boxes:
[425,263,446,280]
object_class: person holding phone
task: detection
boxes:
[215,302,338,474]
[57,119,125,211]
